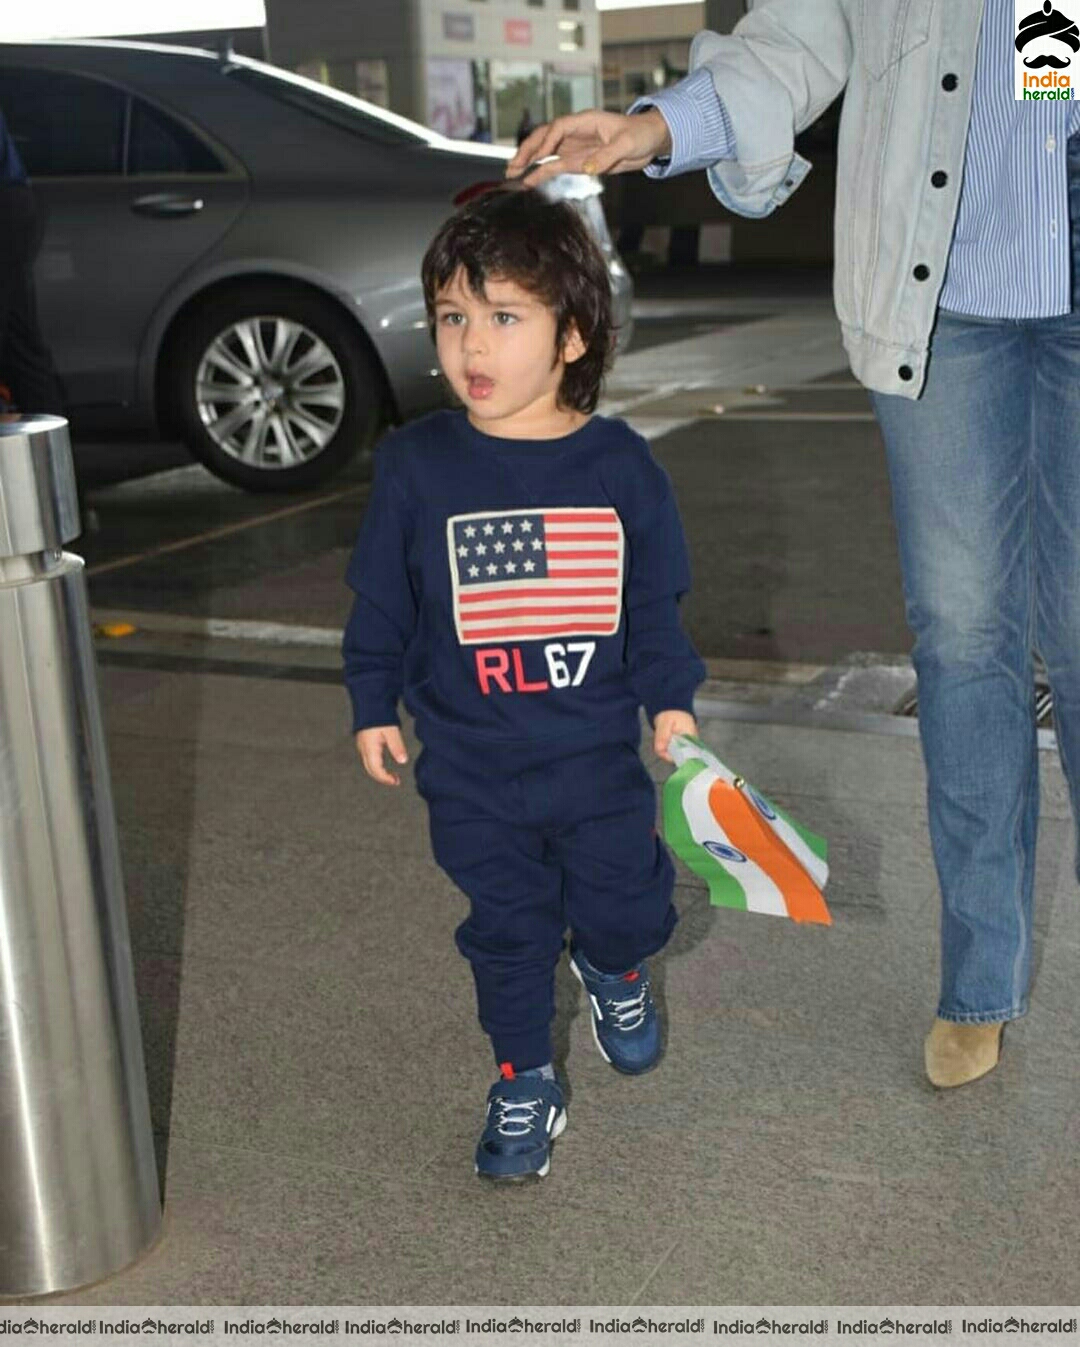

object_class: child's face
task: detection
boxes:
[433,267,584,436]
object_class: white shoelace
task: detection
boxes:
[493,1096,542,1138]
[605,980,650,1032]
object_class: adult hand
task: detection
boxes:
[355,725,409,786]
[653,710,698,763]
[505,107,672,188]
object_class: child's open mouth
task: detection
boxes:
[466,374,495,400]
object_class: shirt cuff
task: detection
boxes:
[629,67,737,179]
[347,687,401,735]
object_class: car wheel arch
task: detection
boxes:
[152,271,398,437]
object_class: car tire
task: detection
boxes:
[170,283,386,493]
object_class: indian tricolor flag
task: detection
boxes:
[663,736,831,926]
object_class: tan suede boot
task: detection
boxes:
[924,1018,1005,1088]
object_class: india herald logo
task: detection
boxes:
[1016,0,1080,67]
[1015,0,1080,97]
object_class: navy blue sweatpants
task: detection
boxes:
[415,738,677,1071]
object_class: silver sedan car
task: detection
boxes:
[1,41,633,491]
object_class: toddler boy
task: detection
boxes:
[343,187,704,1180]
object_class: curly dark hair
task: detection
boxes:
[421,186,614,414]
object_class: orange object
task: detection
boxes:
[707,778,832,926]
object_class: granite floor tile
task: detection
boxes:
[159,950,486,1181]
[183,844,463,977]
[105,732,433,869]
[635,1161,1074,1303]
[55,1066,1078,1307]
[100,668,348,752]
[59,1133,685,1305]
[66,676,1080,1306]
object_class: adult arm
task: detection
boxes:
[508,0,853,218]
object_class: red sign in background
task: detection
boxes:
[504,19,533,45]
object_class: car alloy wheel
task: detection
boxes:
[195,315,347,469]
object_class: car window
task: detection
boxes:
[128,98,223,174]
[0,67,124,176]
[227,64,435,148]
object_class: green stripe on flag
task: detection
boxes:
[662,759,749,911]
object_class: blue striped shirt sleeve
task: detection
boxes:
[937,0,1080,318]
[628,67,737,179]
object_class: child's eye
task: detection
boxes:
[439,312,464,326]
[493,312,519,326]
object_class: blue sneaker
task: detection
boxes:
[474,1065,567,1180]
[569,947,661,1074]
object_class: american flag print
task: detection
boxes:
[446,507,625,646]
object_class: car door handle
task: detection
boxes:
[130,193,205,218]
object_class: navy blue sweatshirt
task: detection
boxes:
[342,410,705,757]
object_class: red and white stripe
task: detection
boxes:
[449,508,625,646]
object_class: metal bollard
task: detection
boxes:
[0,416,161,1296]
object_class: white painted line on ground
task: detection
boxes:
[706,411,878,422]
[605,304,851,450]
[599,380,687,415]
[614,305,846,387]
[764,382,864,391]
[704,657,826,684]
[626,417,699,441]
[630,298,822,320]
[91,608,344,646]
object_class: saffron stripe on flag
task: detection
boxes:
[707,780,831,925]
[679,763,788,916]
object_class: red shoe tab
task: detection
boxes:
[499,1062,515,1080]
[624,970,640,982]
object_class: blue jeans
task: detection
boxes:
[871,303,1080,1023]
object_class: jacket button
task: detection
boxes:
[931,170,948,188]
[899,365,914,381]
[942,73,958,91]
[913,264,930,280]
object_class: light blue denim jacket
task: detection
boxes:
[680,0,987,398]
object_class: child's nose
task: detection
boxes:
[463,323,487,354]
